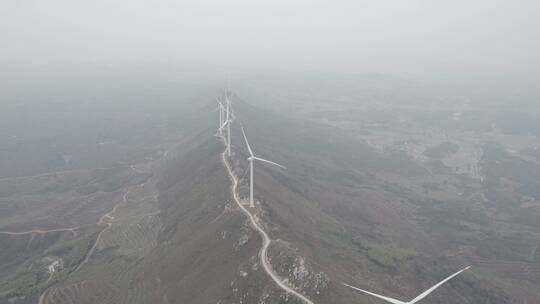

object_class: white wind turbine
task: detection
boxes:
[343,266,471,304]
[225,94,232,156]
[218,93,233,156]
[241,126,286,208]
[216,97,225,134]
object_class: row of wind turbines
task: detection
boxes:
[216,92,286,208]
[215,92,470,304]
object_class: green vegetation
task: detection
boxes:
[47,229,101,268]
[1,271,40,297]
[366,244,417,268]
[0,227,101,300]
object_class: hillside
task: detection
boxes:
[2,92,538,304]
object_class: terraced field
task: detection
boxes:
[42,263,157,304]
[96,180,161,257]
[97,213,161,257]
[40,169,160,304]
[44,280,120,304]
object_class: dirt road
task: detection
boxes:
[0,227,78,236]
[219,134,314,304]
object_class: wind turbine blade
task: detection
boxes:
[241,126,254,157]
[220,120,231,130]
[226,99,230,120]
[252,157,286,169]
[343,283,406,304]
[408,266,471,304]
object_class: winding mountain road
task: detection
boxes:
[72,189,128,274]
[219,135,314,304]
[39,187,132,304]
[0,227,78,236]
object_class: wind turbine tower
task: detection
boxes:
[216,98,224,134]
[226,94,231,156]
[241,126,286,208]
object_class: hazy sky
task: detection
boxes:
[2,0,539,80]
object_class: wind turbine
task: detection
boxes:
[225,94,232,156]
[216,97,224,133]
[343,266,471,304]
[241,126,286,208]
[216,92,233,156]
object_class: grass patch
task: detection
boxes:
[366,244,417,268]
